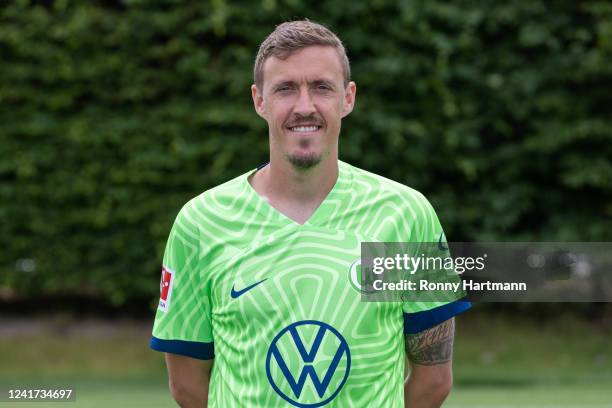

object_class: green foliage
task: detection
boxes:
[1,1,610,303]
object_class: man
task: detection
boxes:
[150,20,470,407]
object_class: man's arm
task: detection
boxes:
[404,317,455,408]
[165,353,213,408]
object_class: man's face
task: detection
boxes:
[252,45,356,170]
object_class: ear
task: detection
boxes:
[251,84,266,118]
[341,81,357,118]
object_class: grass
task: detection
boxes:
[0,313,610,407]
[449,384,612,408]
[1,378,174,408]
[446,313,612,407]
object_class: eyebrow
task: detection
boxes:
[272,79,337,90]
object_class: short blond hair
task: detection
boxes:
[254,20,351,90]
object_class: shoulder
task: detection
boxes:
[174,168,254,227]
[340,160,435,214]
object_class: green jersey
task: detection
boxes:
[151,160,470,407]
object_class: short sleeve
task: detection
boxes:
[402,195,471,334]
[150,204,214,359]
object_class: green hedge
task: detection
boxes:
[1,0,611,304]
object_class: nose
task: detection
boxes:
[293,87,316,116]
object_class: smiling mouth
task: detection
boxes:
[287,125,322,132]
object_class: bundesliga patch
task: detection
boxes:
[158,266,174,312]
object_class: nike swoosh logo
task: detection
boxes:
[438,233,449,251]
[230,279,267,299]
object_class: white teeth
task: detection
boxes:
[290,126,319,132]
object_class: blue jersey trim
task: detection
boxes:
[403,299,471,334]
[150,336,215,360]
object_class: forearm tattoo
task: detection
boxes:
[405,318,455,365]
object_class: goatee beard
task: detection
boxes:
[287,152,322,170]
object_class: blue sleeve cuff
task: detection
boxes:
[150,336,215,360]
[404,299,471,334]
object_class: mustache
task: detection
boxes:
[285,115,324,128]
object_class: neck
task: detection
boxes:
[269,154,338,201]
[249,153,339,224]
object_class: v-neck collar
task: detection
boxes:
[244,161,352,227]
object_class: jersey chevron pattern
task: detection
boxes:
[151,160,470,407]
